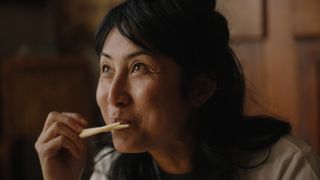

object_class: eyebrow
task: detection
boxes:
[101,49,153,61]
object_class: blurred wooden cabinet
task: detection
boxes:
[217,0,266,40]
[1,56,96,180]
[221,0,320,152]
[293,0,320,38]
[296,40,320,151]
[318,62,320,148]
[293,0,320,151]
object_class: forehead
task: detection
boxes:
[102,28,140,54]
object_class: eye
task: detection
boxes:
[131,62,149,73]
[101,65,111,74]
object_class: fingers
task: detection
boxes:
[62,112,88,127]
[38,121,80,149]
[36,112,88,159]
[37,135,82,159]
[42,112,88,135]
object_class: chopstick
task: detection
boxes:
[79,122,130,138]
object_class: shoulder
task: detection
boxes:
[271,134,320,176]
[90,146,120,180]
[237,134,320,180]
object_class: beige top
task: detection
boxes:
[236,135,320,180]
[90,135,320,180]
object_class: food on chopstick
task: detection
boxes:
[79,122,129,138]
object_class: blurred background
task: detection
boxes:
[0,0,319,179]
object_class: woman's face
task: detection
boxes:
[96,28,193,153]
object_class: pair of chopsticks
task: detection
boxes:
[79,122,129,138]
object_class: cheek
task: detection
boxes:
[133,79,170,112]
[148,79,182,110]
[96,80,109,111]
[134,78,187,131]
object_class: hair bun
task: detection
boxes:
[201,0,217,9]
[170,0,216,14]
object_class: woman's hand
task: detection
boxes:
[35,112,88,180]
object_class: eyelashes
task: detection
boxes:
[100,61,151,76]
[130,62,149,74]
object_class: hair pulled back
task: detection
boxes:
[95,0,291,179]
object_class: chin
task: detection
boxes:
[113,142,146,153]
[112,134,146,153]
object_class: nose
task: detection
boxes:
[107,75,132,108]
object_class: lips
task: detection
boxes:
[119,119,133,125]
[111,117,133,125]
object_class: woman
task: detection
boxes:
[35,0,320,180]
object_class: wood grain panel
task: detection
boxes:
[296,40,320,152]
[1,56,96,139]
[232,42,270,116]
[318,60,320,151]
[217,0,266,40]
[293,0,320,38]
[1,56,97,179]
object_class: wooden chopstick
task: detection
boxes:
[79,122,130,138]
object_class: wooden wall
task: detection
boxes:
[218,0,320,152]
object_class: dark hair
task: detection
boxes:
[95,0,291,179]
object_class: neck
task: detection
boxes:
[149,140,195,174]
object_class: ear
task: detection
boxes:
[191,74,216,107]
